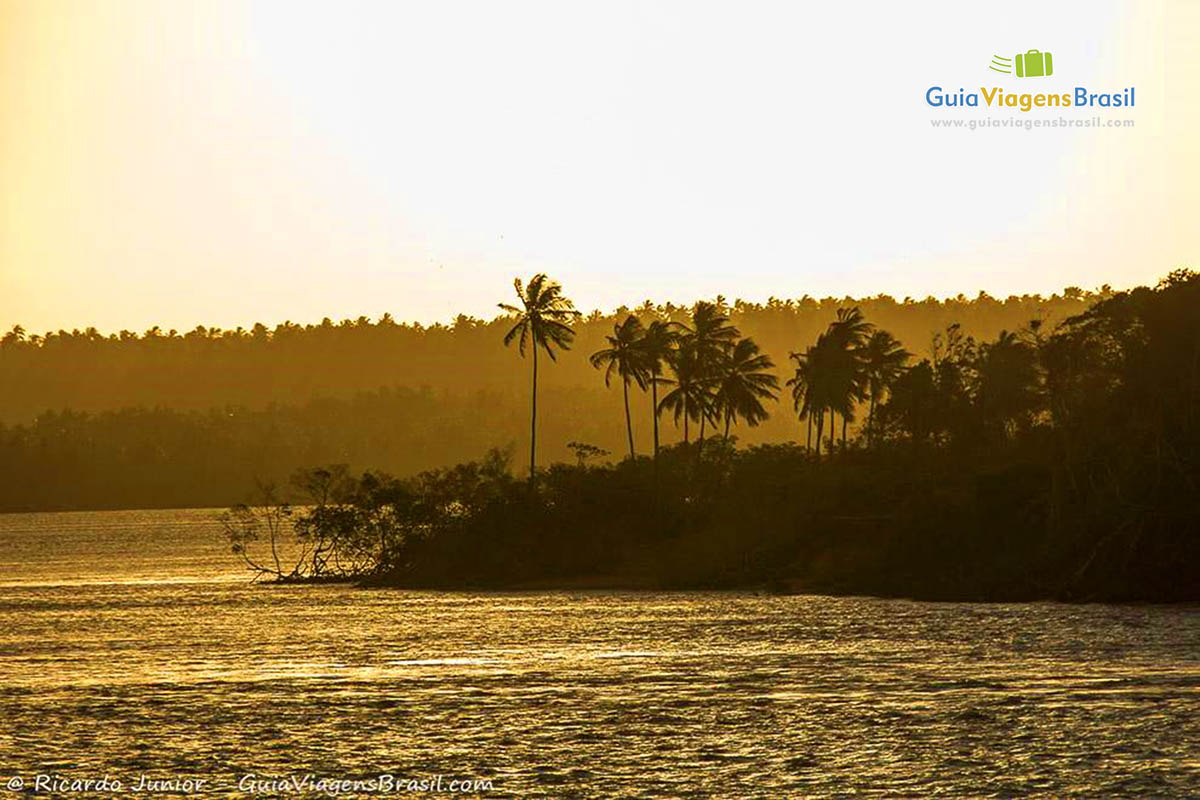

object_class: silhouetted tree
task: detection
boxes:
[786,346,817,452]
[826,307,873,450]
[637,319,680,461]
[792,336,841,458]
[860,330,911,447]
[975,329,1043,441]
[803,330,853,456]
[672,302,740,452]
[499,274,581,478]
[1,325,25,346]
[658,343,715,444]
[879,359,938,447]
[566,441,609,467]
[714,337,779,439]
[220,482,297,581]
[589,315,649,459]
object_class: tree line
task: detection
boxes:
[0,285,1101,464]
[223,269,1199,601]
[0,278,1136,513]
[494,273,1037,475]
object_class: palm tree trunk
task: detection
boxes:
[683,407,689,443]
[828,409,835,455]
[806,412,812,453]
[724,410,731,440]
[815,410,824,459]
[867,392,876,449]
[651,379,660,495]
[623,378,635,459]
[651,379,660,459]
[529,343,538,479]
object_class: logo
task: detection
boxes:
[990,50,1054,78]
[926,47,1134,113]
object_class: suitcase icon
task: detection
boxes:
[1015,49,1053,78]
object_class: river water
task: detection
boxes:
[0,509,1197,797]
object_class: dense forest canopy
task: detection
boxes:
[0,284,1116,511]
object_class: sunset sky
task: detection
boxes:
[2,0,1196,334]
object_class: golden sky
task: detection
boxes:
[1,0,1197,333]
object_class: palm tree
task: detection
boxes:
[787,346,816,452]
[683,301,740,365]
[657,343,716,444]
[828,346,863,452]
[860,329,911,447]
[798,333,841,458]
[499,274,580,478]
[829,305,874,344]
[715,338,779,438]
[636,319,679,460]
[589,315,649,460]
[674,302,740,447]
[825,307,874,451]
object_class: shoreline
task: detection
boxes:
[276,573,1198,605]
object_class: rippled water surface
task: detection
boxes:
[1,509,1198,797]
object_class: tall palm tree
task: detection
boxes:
[787,346,816,452]
[589,315,649,460]
[860,329,912,447]
[499,274,580,478]
[715,337,779,438]
[636,319,679,460]
[825,306,874,451]
[674,302,740,447]
[801,333,842,458]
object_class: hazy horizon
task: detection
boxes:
[4,1,1197,334]
[1,274,1141,336]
